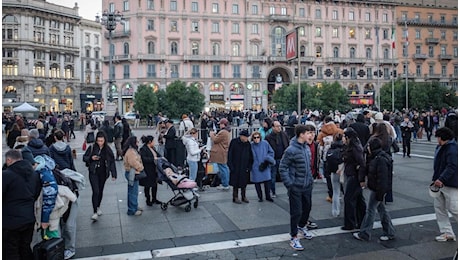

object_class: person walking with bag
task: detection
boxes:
[83,131,117,221]
[84,119,98,148]
[123,136,144,216]
[228,130,253,203]
[139,135,162,206]
[250,131,275,202]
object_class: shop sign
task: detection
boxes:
[230,94,244,100]
[210,95,224,101]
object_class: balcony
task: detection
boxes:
[398,73,416,79]
[425,73,441,80]
[300,56,315,63]
[137,54,165,62]
[102,54,133,62]
[325,57,348,64]
[380,58,399,65]
[412,54,428,60]
[267,15,290,23]
[247,56,267,63]
[397,18,458,28]
[450,74,458,80]
[269,56,287,63]
[438,54,453,60]
[104,30,131,39]
[425,38,439,45]
[208,55,230,63]
[184,55,207,62]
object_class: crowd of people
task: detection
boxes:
[3,106,458,258]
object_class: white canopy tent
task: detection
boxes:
[12,102,39,112]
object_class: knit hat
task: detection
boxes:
[375,112,383,120]
[219,118,228,126]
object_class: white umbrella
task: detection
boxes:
[12,102,39,112]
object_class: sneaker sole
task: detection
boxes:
[290,244,304,251]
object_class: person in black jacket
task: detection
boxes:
[139,135,161,206]
[3,149,41,259]
[49,129,75,170]
[99,120,114,144]
[431,127,458,242]
[228,130,253,203]
[163,119,177,165]
[265,120,290,198]
[349,114,370,147]
[26,129,49,157]
[353,138,395,241]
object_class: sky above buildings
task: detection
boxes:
[47,0,102,20]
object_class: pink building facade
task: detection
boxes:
[102,0,399,112]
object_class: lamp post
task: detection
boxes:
[96,10,125,114]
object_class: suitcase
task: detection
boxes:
[33,237,65,260]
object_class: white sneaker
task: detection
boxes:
[297,226,313,240]
[64,249,75,259]
[91,213,98,221]
[96,208,102,216]
[216,185,225,190]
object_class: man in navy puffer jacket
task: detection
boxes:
[279,124,315,251]
[49,129,75,170]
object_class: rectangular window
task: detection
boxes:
[147,20,154,30]
[170,21,178,32]
[109,3,115,12]
[94,50,99,59]
[333,67,340,79]
[440,15,445,24]
[454,31,458,41]
[252,5,258,15]
[317,66,323,79]
[441,65,447,76]
[270,6,275,15]
[333,10,338,20]
[401,13,407,21]
[441,31,446,40]
[332,28,338,38]
[191,65,200,78]
[349,11,354,21]
[252,24,259,34]
[429,65,434,75]
[315,27,321,37]
[315,9,321,19]
[454,47,458,57]
[453,16,458,25]
[147,0,154,10]
[232,23,239,34]
[415,30,421,39]
[212,22,219,33]
[365,28,371,39]
[85,49,90,58]
[212,3,219,13]
[350,67,357,79]
[191,2,198,12]
[367,68,373,79]
[383,13,388,22]
[454,65,458,75]
[299,27,305,36]
[384,68,390,79]
[252,65,260,78]
[171,64,179,78]
[383,29,389,39]
[170,0,177,11]
[365,12,371,21]
[416,65,421,77]
[123,0,129,11]
[147,64,156,77]
[232,64,241,78]
[192,22,199,32]
[299,8,305,17]
[281,7,287,15]
[232,4,238,14]
[85,34,90,43]
[123,64,130,79]
[429,46,434,57]
[415,45,421,54]
[212,65,221,78]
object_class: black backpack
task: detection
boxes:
[52,168,78,196]
[325,146,343,174]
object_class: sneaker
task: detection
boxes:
[64,249,75,260]
[353,232,364,241]
[222,186,230,191]
[306,221,318,229]
[297,226,313,240]
[435,233,456,242]
[322,178,327,184]
[379,235,395,241]
[271,193,277,198]
[216,185,225,190]
[96,208,102,216]
[134,210,142,216]
[290,237,304,251]
[91,213,98,221]
[137,207,144,211]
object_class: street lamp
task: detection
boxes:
[96,10,125,114]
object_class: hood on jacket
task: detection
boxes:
[28,138,46,149]
[51,141,69,153]
[320,122,340,136]
[8,160,36,181]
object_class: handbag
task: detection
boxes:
[391,139,400,153]
[135,170,147,180]
[82,142,87,151]
[86,132,95,143]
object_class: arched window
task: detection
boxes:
[271,26,286,56]
[191,42,199,55]
[366,48,372,59]
[212,42,220,55]
[64,87,73,95]
[51,86,60,95]
[64,65,73,79]
[33,62,45,77]
[383,48,389,59]
[171,42,178,55]
[300,45,306,57]
[350,47,356,58]
[333,47,339,58]
[49,63,60,78]
[123,43,129,55]
[316,46,322,58]
[3,15,18,23]
[147,41,155,54]
[232,43,240,56]
[34,86,45,94]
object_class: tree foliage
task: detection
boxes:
[133,84,158,117]
[156,81,205,119]
[380,80,457,111]
[272,81,351,112]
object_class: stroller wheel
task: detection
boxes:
[185,204,192,212]
[161,203,168,211]
[193,200,198,208]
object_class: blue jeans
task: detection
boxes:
[270,159,281,195]
[125,171,139,215]
[394,125,402,143]
[358,190,395,240]
[187,160,198,182]
[217,163,230,187]
[288,185,313,237]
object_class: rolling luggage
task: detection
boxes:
[33,237,65,260]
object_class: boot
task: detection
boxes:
[241,187,249,203]
[145,188,153,206]
[233,187,241,204]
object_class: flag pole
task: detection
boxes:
[405,20,409,111]
[376,26,380,111]
[297,27,301,119]
[391,26,395,112]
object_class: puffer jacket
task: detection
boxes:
[182,134,201,162]
[279,137,313,190]
[364,148,392,201]
[49,141,75,170]
[433,140,458,188]
[27,138,50,157]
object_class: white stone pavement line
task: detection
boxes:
[76,213,437,260]
[395,152,434,159]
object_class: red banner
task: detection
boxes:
[286,29,298,61]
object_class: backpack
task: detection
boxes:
[325,146,344,174]
[52,168,78,195]
[321,135,334,162]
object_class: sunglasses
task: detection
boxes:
[253,136,261,139]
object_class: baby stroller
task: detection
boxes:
[156,157,199,212]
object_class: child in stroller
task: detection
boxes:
[156,157,199,212]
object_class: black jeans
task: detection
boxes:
[402,136,411,155]
[144,184,158,203]
[255,181,271,200]
[3,222,35,260]
[288,186,312,237]
[165,148,176,166]
[344,175,367,229]
[89,170,108,213]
